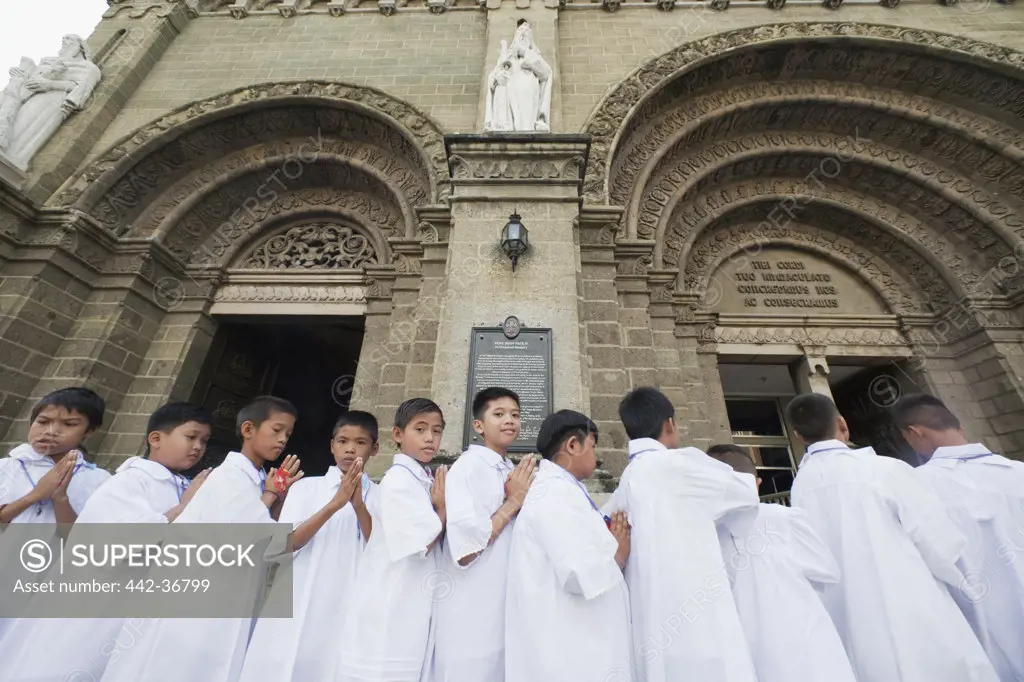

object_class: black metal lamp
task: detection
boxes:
[500,212,529,272]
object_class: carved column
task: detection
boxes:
[675,306,731,450]
[351,267,398,451]
[27,1,195,203]
[435,134,589,456]
[790,352,834,398]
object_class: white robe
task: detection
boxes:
[100,451,274,682]
[791,439,999,682]
[240,467,379,682]
[0,443,110,642]
[336,453,442,682]
[0,457,188,682]
[505,459,632,682]
[910,443,1024,682]
[602,439,760,682]
[719,493,856,682]
[0,443,111,523]
[431,444,516,682]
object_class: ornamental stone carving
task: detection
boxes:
[214,285,367,303]
[58,82,449,216]
[104,0,198,18]
[714,326,908,347]
[236,222,379,270]
[584,23,1024,203]
[484,20,553,133]
[0,35,101,171]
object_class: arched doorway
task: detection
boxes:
[578,23,1024,480]
[51,82,451,470]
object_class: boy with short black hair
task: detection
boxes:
[241,409,381,682]
[100,395,305,682]
[0,402,215,682]
[707,443,855,682]
[604,388,759,682]
[432,387,536,682]
[786,392,997,682]
[0,386,110,524]
[338,398,447,682]
[505,409,632,682]
[892,393,1024,682]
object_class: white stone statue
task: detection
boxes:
[484,20,552,133]
[0,35,102,171]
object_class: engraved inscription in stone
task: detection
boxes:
[465,329,553,453]
[710,247,888,315]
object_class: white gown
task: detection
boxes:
[240,467,379,682]
[910,443,1024,682]
[0,443,110,642]
[791,439,999,682]
[100,451,275,682]
[719,493,857,682]
[505,460,632,682]
[0,456,186,682]
[336,453,442,682]
[431,444,516,682]
[602,439,760,682]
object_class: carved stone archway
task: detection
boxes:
[576,23,1024,461]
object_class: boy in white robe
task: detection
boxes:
[786,392,998,682]
[100,395,305,682]
[240,410,381,682]
[505,410,632,682]
[0,386,110,525]
[337,398,448,682]
[432,387,536,682]
[602,387,760,682]
[892,393,1024,682]
[708,444,856,682]
[0,402,214,682]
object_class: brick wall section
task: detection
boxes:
[0,257,92,448]
[558,4,1024,133]
[89,12,487,159]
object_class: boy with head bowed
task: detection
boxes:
[602,388,760,682]
[0,402,214,682]
[786,392,998,682]
[505,410,632,682]
[892,393,1024,682]
[708,444,855,682]
[241,410,381,682]
[99,395,304,682]
[431,387,536,682]
[337,398,447,682]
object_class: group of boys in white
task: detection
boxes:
[0,384,1021,682]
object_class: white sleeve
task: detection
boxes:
[77,471,168,524]
[0,459,22,505]
[886,462,966,586]
[600,476,628,516]
[785,508,840,586]
[702,463,760,536]
[381,472,442,562]
[444,461,493,565]
[533,486,621,600]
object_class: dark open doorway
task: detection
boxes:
[187,315,365,477]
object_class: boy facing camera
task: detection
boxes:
[0,402,215,682]
[786,392,997,682]
[708,444,855,682]
[99,396,305,682]
[603,387,759,682]
[505,410,632,682]
[337,398,447,682]
[432,387,536,682]
[241,410,381,682]
[0,386,110,524]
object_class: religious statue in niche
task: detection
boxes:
[0,35,102,171]
[484,19,552,133]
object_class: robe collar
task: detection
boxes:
[464,443,514,470]
[627,438,667,460]
[393,452,433,483]
[225,451,266,488]
[804,439,852,457]
[929,443,1011,466]
[9,442,85,468]
[117,456,176,480]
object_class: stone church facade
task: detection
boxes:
[2,0,1024,492]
